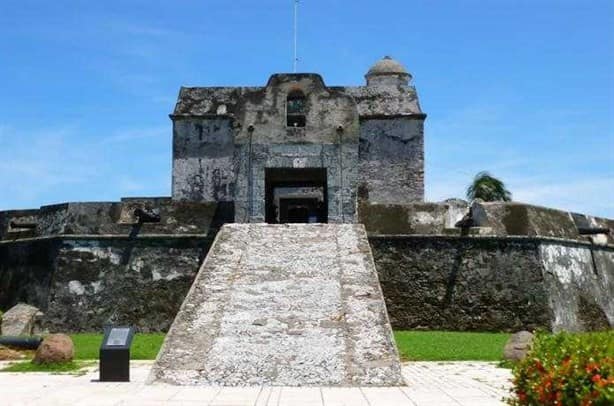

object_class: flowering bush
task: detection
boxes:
[508,331,613,405]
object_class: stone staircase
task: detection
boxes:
[148,224,404,386]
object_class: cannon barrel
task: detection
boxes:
[0,336,43,350]
[133,207,161,223]
[578,227,610,235]
[9,220,37,229]
[454,207,475,229]
[454,216,474,229]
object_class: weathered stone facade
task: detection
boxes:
[0,199,226,332]
[371,236,551,332]
[2,199,611,333]
[171,57,425,222]
[371,236,613,332]
[360,201,614,332]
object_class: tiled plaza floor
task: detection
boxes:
[0,361,513,405]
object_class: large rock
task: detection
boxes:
[1,303,44,336]
[33,334,74,364]
[503,331,534,361]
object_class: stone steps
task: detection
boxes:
[148,223,403,386]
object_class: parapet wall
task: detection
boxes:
[370,235,613,332]
[359,201,613,244]
[1,198,232,240]
[361,201,613,332]
[46,236,212,332]
[1,199,612,333]
[0,198,228,332]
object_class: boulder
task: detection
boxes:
[33,334,74,364]
[503,331,534,362]
[1,303,44,336]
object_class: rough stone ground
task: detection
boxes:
[150,224,403,386]
[0,361,513,405]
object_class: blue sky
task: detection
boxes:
[1,0,613,217]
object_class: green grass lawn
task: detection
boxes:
[4,331,508,367]
[72,331,508,361]
[394,331,510,361]
[70,333,165,360]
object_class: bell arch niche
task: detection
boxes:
[286,89,306,128]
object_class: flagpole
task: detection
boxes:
[293,0,298,72]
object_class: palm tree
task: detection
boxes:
[466,171,512,202]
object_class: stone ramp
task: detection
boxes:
[148,224,404,386]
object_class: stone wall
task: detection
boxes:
[360,201,613,241]
[0,199,226,332]
[370,236,552,331]
[45,236,212,332]
[1,198,228,238]
[2,199,612,333]
[540,241,613,331]
[1,236,212,333]
[172,118,236,202]
[0,239,57,311]
[358,117,424,203]
[358,202,461,235]
[370,235,613,332]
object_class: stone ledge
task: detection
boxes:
[367,233,614,249]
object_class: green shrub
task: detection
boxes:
[508,331,614,405]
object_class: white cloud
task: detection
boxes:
[0,123,170,210]
[425,103,614,218]
[511,178,614,216]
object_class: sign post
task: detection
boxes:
[99,326,135,382]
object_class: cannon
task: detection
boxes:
[133,207,161,223]
[578,227,610,235]
[9,220,37,229]
[0,336,43,350]
[454,208,475,229]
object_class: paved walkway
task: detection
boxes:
[0,361,513,405]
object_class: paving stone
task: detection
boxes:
[0,361,513,405]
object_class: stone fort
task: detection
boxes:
[172,55,424,223]
[1,56,613,342]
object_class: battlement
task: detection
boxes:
[0,198,232,241]
[358,201,613,246]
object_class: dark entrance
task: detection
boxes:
[280,198,319,223]
[265,168,327,224]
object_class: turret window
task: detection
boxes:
[286,90,306,127]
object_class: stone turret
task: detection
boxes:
[365,56,412,86]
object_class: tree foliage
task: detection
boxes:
[466,171,512,202]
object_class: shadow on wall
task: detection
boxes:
[371,236,613,332]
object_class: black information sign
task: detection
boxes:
[107,328,131,346]
[99,326,135,382]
